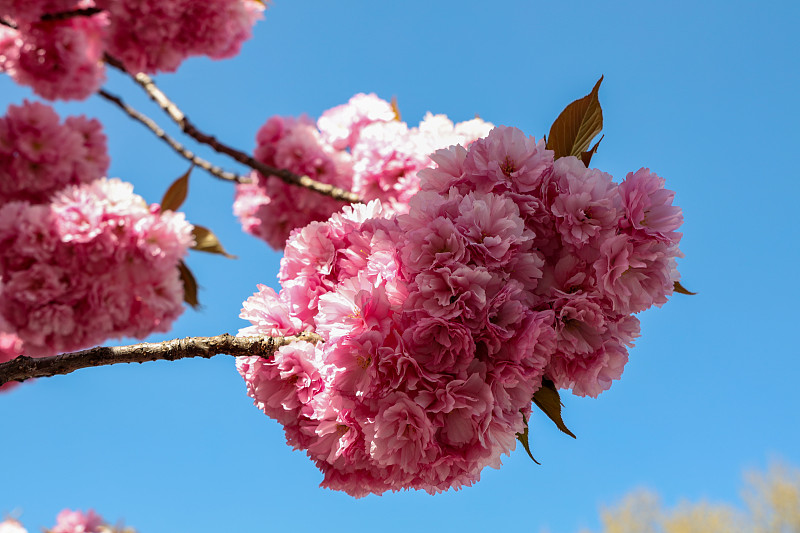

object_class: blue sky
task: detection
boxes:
[2,1,799,531]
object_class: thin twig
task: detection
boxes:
[41,7,103,22]
[97,88,249,184]
[103,53,361,203]
[0,17,17,29]
[0,333,323,386]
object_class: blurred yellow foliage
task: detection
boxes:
[586,462,800,533]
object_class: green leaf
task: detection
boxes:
[191,225,237,258]
[673,281,697,295]
[160,166,192,212]
[546,76,604,160]
[516,411,541,465]
[177,260,200,309]
[533,378,576,438]
[580,134,604,167]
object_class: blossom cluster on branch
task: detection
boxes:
[0,0,690,502]
[0,0,264,100]
[234,93,494,248]
[237,125,683,496]
[0,100,193,358]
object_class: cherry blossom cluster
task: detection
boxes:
[0,102,193,358]
[233,93,494,249]
[0,509,132,533]
[237,126,683,496]
[0,177,193,356]
[0,100,109,204]
[0,0,265,100]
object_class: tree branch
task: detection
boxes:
[0,17,17,29]
[0,333,322,386]
[103,54,361,204]
[97,88,250,184]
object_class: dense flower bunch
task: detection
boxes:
[233,93,494,249]
[0,0,264,100]
[0,100,109,204]
[237,126,683,496]
[0,177,193,356]
[0,508,132,533]
[0,101,192,358]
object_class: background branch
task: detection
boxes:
[0,333,322,386]
[97,88,249,184]
[103,54,361,204]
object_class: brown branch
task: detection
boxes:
[97,88,249,184]
[0,333,323,386]
[103,53,361,204]
[40,7,103,22]
[0,17,17,29]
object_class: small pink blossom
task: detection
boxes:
[50,509,104,533]
[619,167,683,242]
[317,92,396,150]
[0,101,108,204]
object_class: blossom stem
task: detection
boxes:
[103,53,362,203]
[97,88,249,184]
[0,333,322,386]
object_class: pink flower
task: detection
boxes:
[402,312,476,374]
[400,216,470,272]
[463,125,553,193]
[1,13,107,101]
[366,392,436,472]
[548,315,639,397]
[619,167,683,242]
[234,116,352,249]
[593,234,679,314]
[51,509,104,533]
[317,274,392,341]
[454,191,527,267]
[317,93,396,150]
[0,101,108,204]
[548,157,619,248]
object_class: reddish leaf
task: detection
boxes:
[580,134,604,167]
[177,260,200,309]
[191,225,237,258]
[160,166,192,212]
[391,95,401,122]
[546,76,604,160]
[674,281,697,295]
[533,378,576,438]
[516,411,541,465]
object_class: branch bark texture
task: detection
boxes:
[0,333,322,386]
